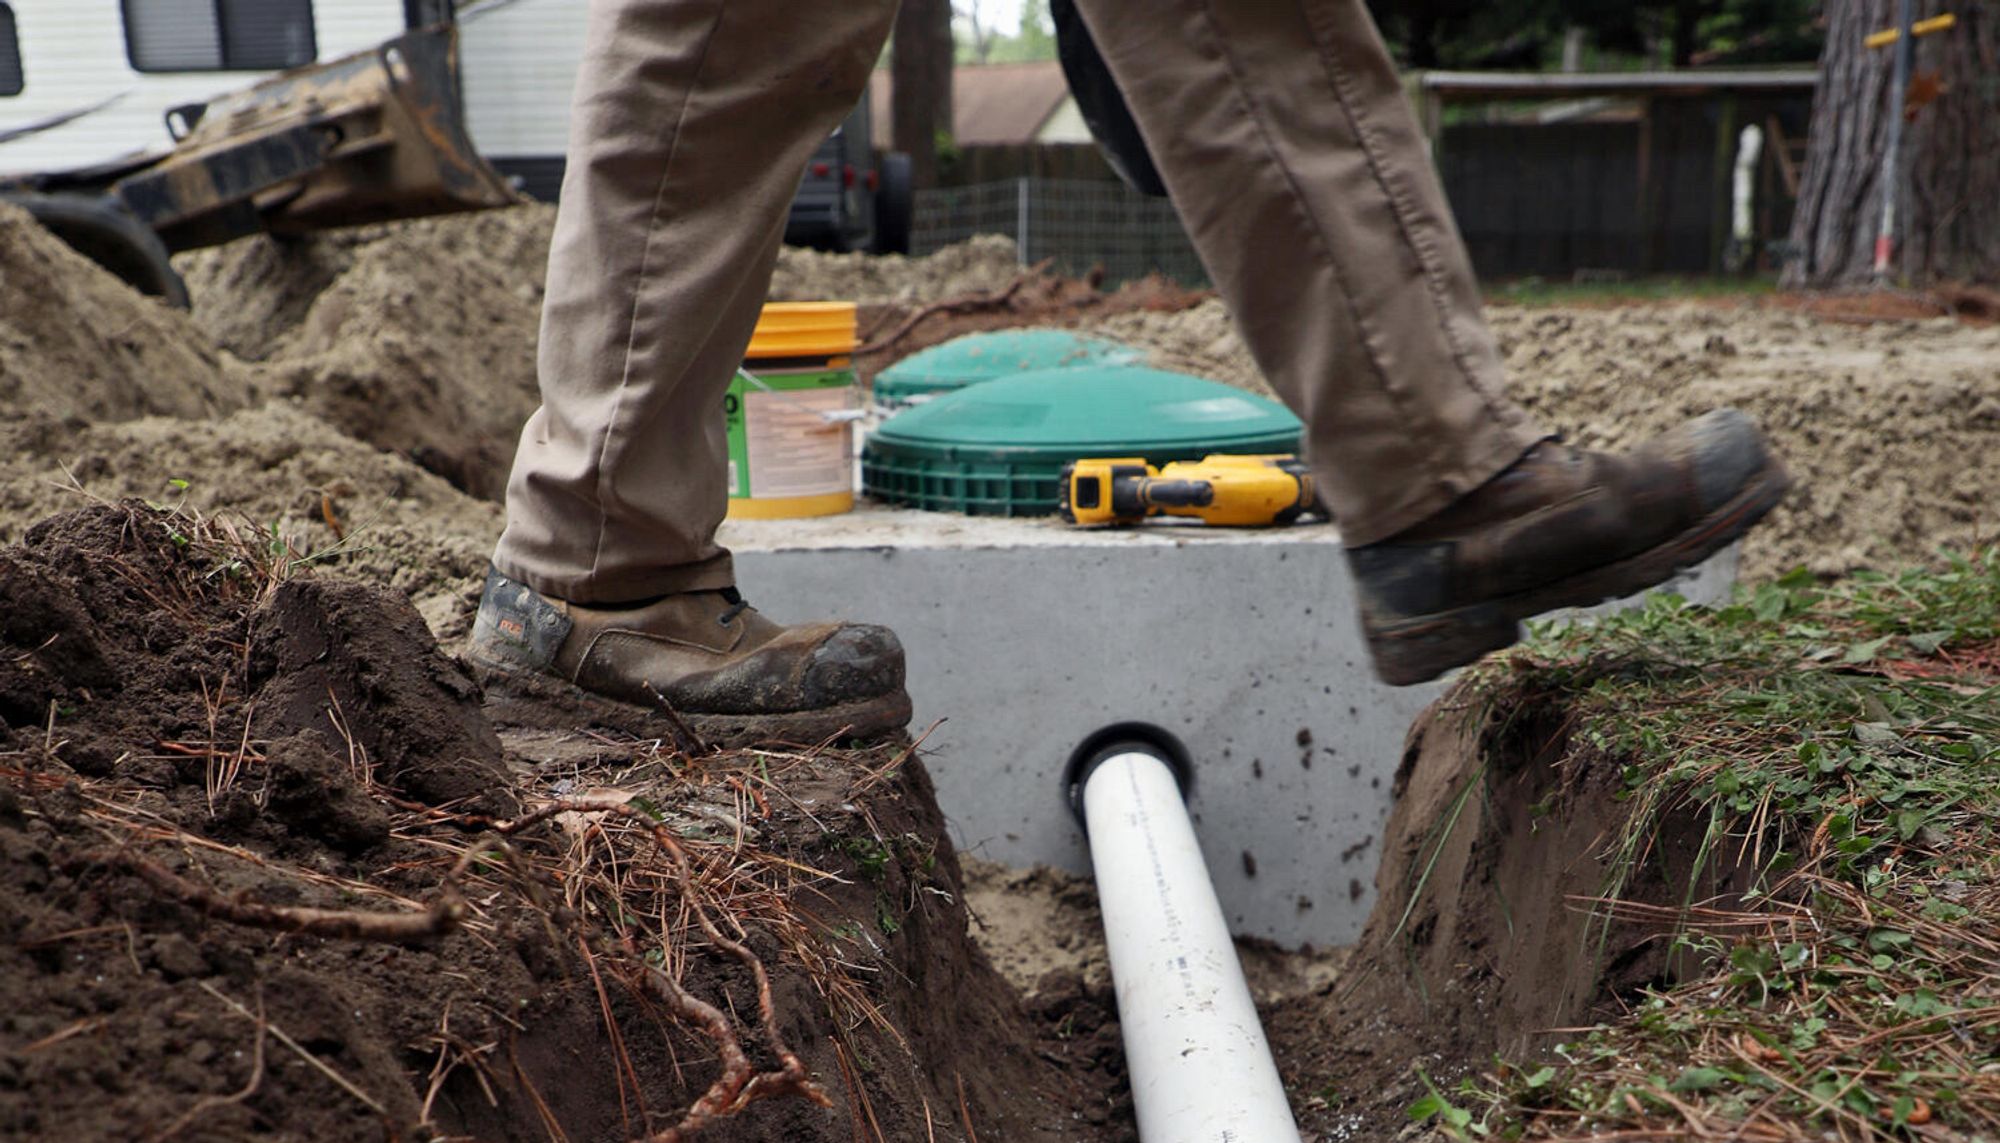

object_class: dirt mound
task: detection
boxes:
[1490,303,2000,580]
[0,403,502,642]
[178,208,556,501]
[1270,669,1738,1139]
[0,502,514,826]
[0,502,1086,1141]
[175,215,1039,500]
[1086,296,1264,393]
[135,205,2000,585]
[770,234,1025,304]
[1088,294,2000,581]
[175,206,559,362]
[0,204,257,423]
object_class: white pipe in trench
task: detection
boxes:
[1079,749,1303,1143]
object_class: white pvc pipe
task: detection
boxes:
[1080,750,1303,1143]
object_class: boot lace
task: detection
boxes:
[717,586,751,626]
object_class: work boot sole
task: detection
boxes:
[1365,456,1792,686]
[464,655,914,750]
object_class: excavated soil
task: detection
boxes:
[160,201,2000,585]
[0,404,503,643]
[4,201,1999,1140]
[1488,303,2000,581]
[0,205,259,422]
[1262,675,1752,1141]
[1077,296,2000,583]
[0,503,1090,1142]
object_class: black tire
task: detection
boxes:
[871,151,914,256]
[3,191,191,308]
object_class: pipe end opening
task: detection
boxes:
[1062,722,1193,827]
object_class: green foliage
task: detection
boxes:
[1365,0,1821,70]
[1407,1066,1487,1138]
[1452,551,2000,1137]
[840,834,894,881]
[955,0,1056,65]
[875,894,903,936]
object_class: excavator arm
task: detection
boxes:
[0,22,516,303]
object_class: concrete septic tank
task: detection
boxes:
[724,507,1739,947]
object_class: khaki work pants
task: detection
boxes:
[492,0,1548,605]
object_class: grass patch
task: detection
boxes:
[1486,274,1779,307]
[1421,552,2000,1140]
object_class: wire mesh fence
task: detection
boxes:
[912,177,1209,287]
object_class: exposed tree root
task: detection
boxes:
[98,849,466,944]
[65,762,839,1138]
[853,269,1041,355]
[496,795,831,1141]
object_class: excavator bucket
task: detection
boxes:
[110,22,517,253]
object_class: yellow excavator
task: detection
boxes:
[0,22,516,307]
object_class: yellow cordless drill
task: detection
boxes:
[1058,454,1321,527]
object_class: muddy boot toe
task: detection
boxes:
[1349,408,1790,686]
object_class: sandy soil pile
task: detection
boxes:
[0,204,257,421]
[174,210,1034,501]
[162,202,2000,585]
[178,209,556,500]
[1082,298,2000,581]
[0,404,502,641]
[1088,297,1265,393]
[176,206,560,360]
[770,233,1024,303]
[1491,304,2000,579]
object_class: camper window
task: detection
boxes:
[0,5,21,96]
[122,0,317,73]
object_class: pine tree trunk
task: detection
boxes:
[1787,0,2000,287]
[892,0,955,190]
[1670,0,1702,66]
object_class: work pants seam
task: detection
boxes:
[1301,0,1513,441]
[585,0,730,585]
[1191,0,1436,478]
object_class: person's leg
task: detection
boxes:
[1073,0,1787,682]
[493,0,897,603]
[475,0,910,740]
[1070,0,1544,544]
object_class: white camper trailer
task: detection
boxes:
[0,0,910,252]
[0,1,423,174]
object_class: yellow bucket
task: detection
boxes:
[724,302,860,519]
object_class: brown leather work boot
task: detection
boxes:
[1348,408,1789,686]
[467,569,910,743]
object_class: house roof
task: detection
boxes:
[868,60,1072,147]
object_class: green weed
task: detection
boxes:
[1444,551,2000,1138]
[1487,274,1779,308]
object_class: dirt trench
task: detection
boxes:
[0,503,1730,1143]
[1253,669,1748,1140]
[0,504,1091,1142]
[0,513,1758,1143]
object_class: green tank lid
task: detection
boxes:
[873,329,1140,404]
[862,366,1303,516]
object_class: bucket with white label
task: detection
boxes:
[724,302,859,519]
